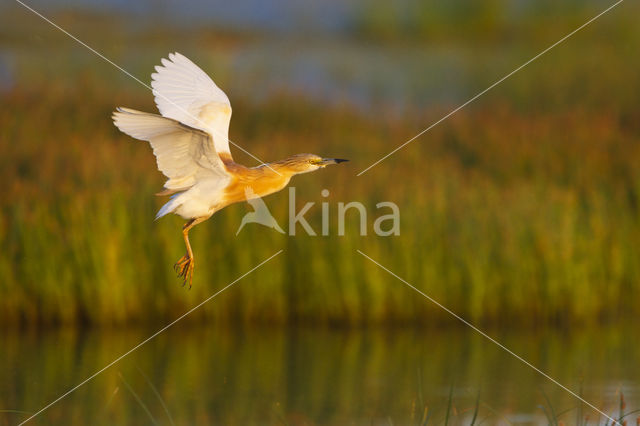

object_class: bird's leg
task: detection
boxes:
[174,220,194,272]
[174,218,201,288]
[175,227,194,287]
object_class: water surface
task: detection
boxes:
[2,325,638,425]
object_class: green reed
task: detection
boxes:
[1,57,639,327]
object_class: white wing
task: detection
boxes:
[151,52,233,159]
[112,107,230,190]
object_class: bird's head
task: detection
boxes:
[278,153,349,175]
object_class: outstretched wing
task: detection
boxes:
[151,52,233,160]
[112,107,230,190]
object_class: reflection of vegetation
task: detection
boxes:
[1,327,638,424]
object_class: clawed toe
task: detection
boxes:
[174,253,194,288]
[174,254,189,273]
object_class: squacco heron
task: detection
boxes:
[113,52,347,287]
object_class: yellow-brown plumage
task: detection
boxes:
[220,154,335,208]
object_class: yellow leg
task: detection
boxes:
[174,217,204,288]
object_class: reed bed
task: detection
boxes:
[1,70,639,327]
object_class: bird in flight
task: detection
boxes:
[113,52,347,288]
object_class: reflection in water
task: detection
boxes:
[1,326,638,425]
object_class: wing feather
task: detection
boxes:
[151,52,232,158]
[112,107,230,190]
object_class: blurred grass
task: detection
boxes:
[1,76,639,328]
[1,2,639,327]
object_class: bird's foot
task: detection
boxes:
[174,253,194,289]
[174,253,189,272]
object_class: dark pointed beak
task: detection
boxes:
[321,158,349,165]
